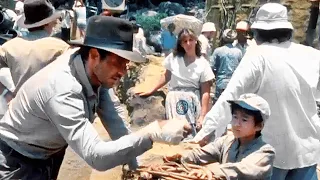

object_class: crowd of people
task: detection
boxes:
[0,0,319,179]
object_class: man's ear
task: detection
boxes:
[88,48,101,63]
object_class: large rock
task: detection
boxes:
[127,92,166,126]
[128,55,167,127]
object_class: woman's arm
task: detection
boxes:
[135,69,171,96]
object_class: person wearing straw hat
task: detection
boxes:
[194,3,320,180]
[210,29,242,102]
[16,0,62,40]
[198,22,216,60]
[0,15,190,179]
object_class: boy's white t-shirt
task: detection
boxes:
[163,53,215,90]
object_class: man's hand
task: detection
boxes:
[139,119,191,145]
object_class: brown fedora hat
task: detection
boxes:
[17,0,62,29]
[69,16,146,63]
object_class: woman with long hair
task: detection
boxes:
[136,28,215,136]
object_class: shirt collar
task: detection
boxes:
[72,52,96,99]
[21,30,50,41]
[230,135,263,153]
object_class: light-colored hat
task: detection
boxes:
[201,22,216,32]
[236,21,249,31]
[17,0,62,29]
[222,29,237,42]
[251,3,293,30]
[228,93,271,121]
[15,1,24,13]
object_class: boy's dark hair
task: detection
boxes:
[253,28,293,43]
[230,103,264,137]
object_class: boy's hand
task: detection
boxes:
[163,153,182,162]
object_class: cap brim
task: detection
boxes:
[68,39,146,63]
[228,100,259,111]
[17,11,62,29]
[251,21,293,30]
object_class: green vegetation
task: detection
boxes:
[135,13,168,32]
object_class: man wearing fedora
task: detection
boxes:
[16,0,62,40]
[1,0,142,172]
[194,3,320,180]
[0,15,189,179]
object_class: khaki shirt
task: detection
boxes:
[183,134,275,180]
[0,37,70,93]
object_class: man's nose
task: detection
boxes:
[118,67,127,76]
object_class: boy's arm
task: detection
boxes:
[181,136,225,165]
[207,145,275,180]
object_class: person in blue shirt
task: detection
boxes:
[161,23,177,56]
[211,29,242,102]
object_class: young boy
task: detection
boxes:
[168,93,275,180]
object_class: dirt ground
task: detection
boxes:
[57,118,195,180]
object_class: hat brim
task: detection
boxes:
[227,100,259,111]
[69,39,146,63]
[17,11,62,29]
[251,21,293,30]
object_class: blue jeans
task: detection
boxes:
[272,165,318,180]
[0,139,66,180]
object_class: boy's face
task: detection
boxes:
[231,109,263,142]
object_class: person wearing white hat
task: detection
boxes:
[194,3,320,180]
[165,93,275,179]
[198,22,216,60]
[210,29,242,101]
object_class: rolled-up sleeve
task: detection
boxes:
[210,146,275,180]
[194,53,265,141]
[44,90,153,171]
[182,136,224,165]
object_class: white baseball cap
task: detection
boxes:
[201,22,216,32]
[236,21,249,31]
[251,3,293,30]
[228,93,271,121]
